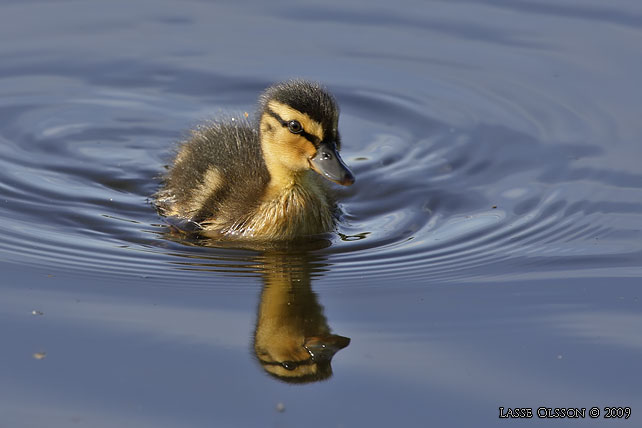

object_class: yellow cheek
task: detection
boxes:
[260,113,320,174]
[301,140,317,159]
[276,134,316,170]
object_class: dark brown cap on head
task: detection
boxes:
[259,80,339,139]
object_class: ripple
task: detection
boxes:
[0,58,641,288]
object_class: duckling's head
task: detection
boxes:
[255,334,351,384]
[258,80,355,186]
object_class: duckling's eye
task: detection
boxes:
[281,361,296,370]
[287,120,303,134]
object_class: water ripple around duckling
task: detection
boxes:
[0,63,641,289]
[321,85,642,285]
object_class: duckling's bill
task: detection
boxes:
[304,334,351,361]
[310,141,355,186]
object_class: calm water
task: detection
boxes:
[1,0,642,426]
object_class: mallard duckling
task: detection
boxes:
[156,80,354,240]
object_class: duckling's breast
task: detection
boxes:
[214,180,334,240]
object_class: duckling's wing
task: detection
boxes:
[158,120,269,223]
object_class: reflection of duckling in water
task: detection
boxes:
[254,253,350,383]
[155,80,355,240]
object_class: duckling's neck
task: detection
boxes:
[258,139,306,194]
[263,168,309,200]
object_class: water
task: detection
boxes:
[1,0,641,426]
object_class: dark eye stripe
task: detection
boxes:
[258,357,315,369]
[266,108,320,146]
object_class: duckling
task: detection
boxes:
[155,80,355,240]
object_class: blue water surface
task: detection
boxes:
[1,0,641,427]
